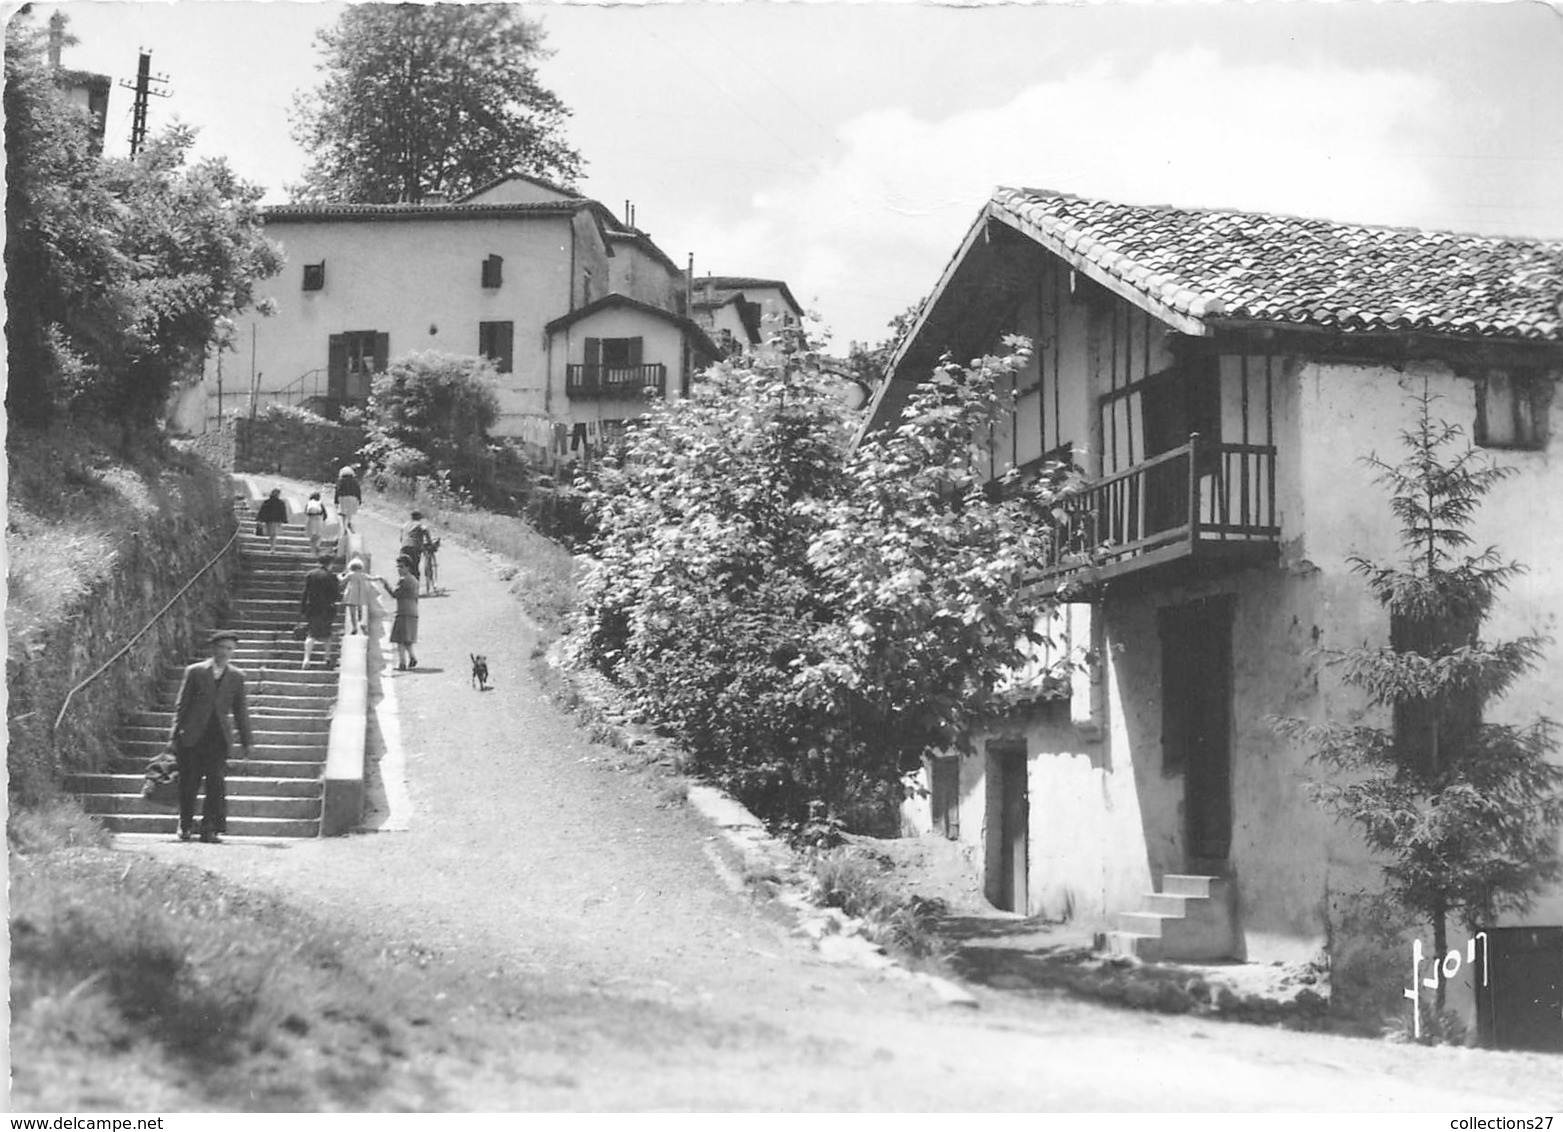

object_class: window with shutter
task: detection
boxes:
[1477,369,1549,450]
[481,254,503,289]
[303,262,325,291]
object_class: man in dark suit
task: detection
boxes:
[169,629,254,843]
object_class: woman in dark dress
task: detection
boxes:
[256,487,289,553]
[377,556,420,670]
[299,553,339,670]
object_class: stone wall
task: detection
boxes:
[7,449,239,802]
[235,407,366,487]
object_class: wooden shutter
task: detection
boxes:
[628,337,644,367]
[373,332,389,372]
[585,338,602,367]
[327,334,347,400]
[495,322,514,374]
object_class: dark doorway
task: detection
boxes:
[1159,596,1235,864]
[930,755,961,841]
[1478,927,1563,1052]
[985,741,1028,913]
[328,330,386,403]
[1140,356,1221,534]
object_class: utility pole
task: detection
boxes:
[119,49,170,158]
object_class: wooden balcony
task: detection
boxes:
[1038,434,1279,593]
[566,363,666,400]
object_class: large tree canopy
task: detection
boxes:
[289,4,583,204]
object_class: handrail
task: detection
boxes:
[274,368,327,402]
[51,517,243,736]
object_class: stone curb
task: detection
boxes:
[322,627,368,836]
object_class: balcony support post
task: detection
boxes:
[1187,431,1201,550]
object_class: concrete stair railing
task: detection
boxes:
[67,495,369,839]
[1104,874,1241,962]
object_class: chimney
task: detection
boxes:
[47,11,65,67]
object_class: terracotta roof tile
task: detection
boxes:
[994,187,1563,341]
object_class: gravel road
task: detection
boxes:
[117,494,1563,1111]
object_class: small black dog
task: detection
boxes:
[470,653,490,691]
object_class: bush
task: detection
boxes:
[361,352,499,499]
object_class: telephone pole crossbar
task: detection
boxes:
[119,49,171,158]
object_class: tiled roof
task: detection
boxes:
[264,201,585,223]
[689,276,804,317]
[993,187,1563,341]
[543,293,722,359]
[459,171,579,203]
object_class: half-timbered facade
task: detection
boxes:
[867,187,1563,1046]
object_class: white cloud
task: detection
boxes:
[669,48,1444,347]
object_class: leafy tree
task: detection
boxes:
[1277,384,1563,1017]
[846,297,925,389]
[290,4,583,204]
[361,352,501,495]
[805,335,1070,769]
[5,10,280,433]
[579,336,1068,837]
[97,126,282,428]
[4,8,131,427]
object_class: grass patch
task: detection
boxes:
[9,802,428,1111]
[805,845,948,962]
[369,480,579,641]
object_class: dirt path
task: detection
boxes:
[116,495,1563,1111]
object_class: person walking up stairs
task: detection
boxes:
[68,497,342,840]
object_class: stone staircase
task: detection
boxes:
[67,505,339,839]
[1105,874,1239,962]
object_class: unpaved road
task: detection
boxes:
[118,494,1563,1111]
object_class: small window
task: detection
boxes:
[303,262,325,291]
[481,254,503,289]
[478,320,514,374]
[582,269,594,305]
[1476,369,1549,450]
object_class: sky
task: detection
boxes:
[28,0,1563,350]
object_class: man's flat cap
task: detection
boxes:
[208,629,241,644]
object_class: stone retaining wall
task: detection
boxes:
[235,408,365,487]
[7,450,239,801]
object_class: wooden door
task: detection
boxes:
[1159,596,1235,864]
[986,741,1029,913]
[931,755,960,840]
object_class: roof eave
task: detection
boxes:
[987,200,1213,338]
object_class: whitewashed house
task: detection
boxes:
[867,187,1563,1048]
[194,174,714,459]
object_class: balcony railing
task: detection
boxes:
[1040,433,1279,590]
[566,363,667,399]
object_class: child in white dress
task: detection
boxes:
[304,492,329,556]
[339,556,376,635]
